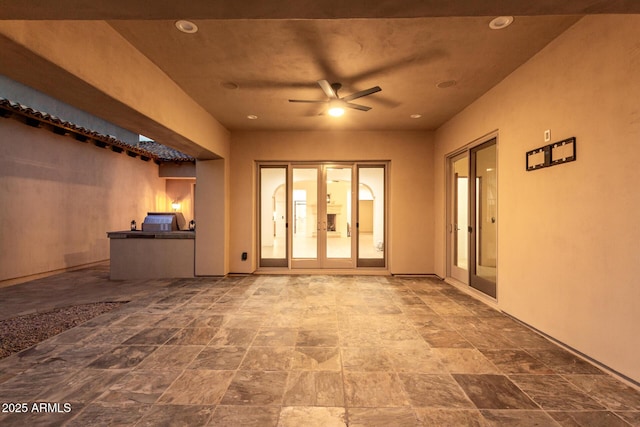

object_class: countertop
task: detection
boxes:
[106,230,195,239]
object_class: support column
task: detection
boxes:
[195,159,228,276]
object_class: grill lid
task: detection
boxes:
[142,212,186,231]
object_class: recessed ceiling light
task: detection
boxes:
[410,114,422,119]
[436,80,457,89]
[221,81,239,90]
[247,115,258,120]
[175,20,198,34]
[489,16,514,30]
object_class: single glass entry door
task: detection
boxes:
[291,165,355,269]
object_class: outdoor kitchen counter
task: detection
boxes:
[107,230,195,280]
[107,230,195,239]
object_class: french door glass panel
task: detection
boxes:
[292,167,318,260]
[451,153,469,283]
[470,140,497,297]
[456,177,469,269]
[259,167,287,267]
[326,167,352,260]
[358,166,385,267]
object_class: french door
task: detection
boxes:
[447,138,497,298]
[259,162,386,269]
[291,164,354,268]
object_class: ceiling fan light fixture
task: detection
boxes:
[289,80,379,116]
[489,16,514,30]
[328,107,345,117]
[328,100,345,117]
[175,20,198,34]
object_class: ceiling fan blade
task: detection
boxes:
[289,99,328,103]
[345,103,372,112]
[342,86,382,102]
[317,80,338,99]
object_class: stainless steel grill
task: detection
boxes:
[142,212,186,232]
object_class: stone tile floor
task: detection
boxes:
[1,266,639,426]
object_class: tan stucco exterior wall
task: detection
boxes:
[229,130,435,274]
[195,159,229,276]
[0,118,166,283]
[434,15,640,382]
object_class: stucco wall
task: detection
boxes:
[195,159,228,276]
[0,118,166,283]
[229,130,434,274]
[165,179,196,226]
[434,15,640,382]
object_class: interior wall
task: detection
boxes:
[434,15,640,382]
[0,118,165,283]
[229,130,434,274]
[359,200,374,232]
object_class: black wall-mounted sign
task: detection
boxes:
[526,137,576,171]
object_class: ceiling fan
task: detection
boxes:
[289,80,381,116]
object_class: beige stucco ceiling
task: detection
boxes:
[109,16,578,131]
[1,0,639,133]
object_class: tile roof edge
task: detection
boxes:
[0,97,195,163]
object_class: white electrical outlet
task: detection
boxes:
[544,129,551,142]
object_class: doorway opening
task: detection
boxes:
[446,136,497,298]
[259,162,387,270]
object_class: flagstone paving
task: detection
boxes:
[1,267,639,426]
